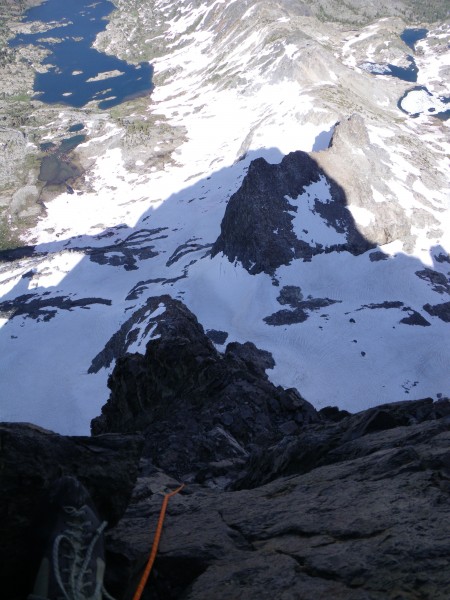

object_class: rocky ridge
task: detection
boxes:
[315,113,447,250]
[92,295,319,482]
[211,147,374,275]
[1,298,450,599]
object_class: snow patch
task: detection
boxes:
[348,205,375,227]
[289,177,348,246]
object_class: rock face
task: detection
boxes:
[424,301,450,322]
[88,298,450,599]
[105,397,450,600]
[211,151,373,275]
[92,295,319,482]
[315,114,420,249]
[0,423,143,600]
[2,314,450,599]
[2,298,450,599]
[0,128,31,186]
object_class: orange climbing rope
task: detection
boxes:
[132,483,185,600]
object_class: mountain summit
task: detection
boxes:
[212,150,373,274]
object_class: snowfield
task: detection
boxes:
[0,0,449,434]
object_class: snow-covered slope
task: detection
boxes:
[0,0,449,434]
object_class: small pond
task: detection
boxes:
[400,28,428,51]
[359,27,429,84]
[361,27,449,120]
[360,57,418,83]
[68,123,84,133]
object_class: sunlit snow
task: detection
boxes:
[0,0,449,435]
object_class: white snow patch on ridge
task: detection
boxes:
[348,205,375,227]
[289,177,347,247]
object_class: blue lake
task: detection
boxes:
[9,0,153,109]
[388,57,418,83]
[400,28,428,51]
[361,27,450,120]
[361,29,430,85]
[361,57,418,83]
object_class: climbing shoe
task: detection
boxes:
[28,475,111,600]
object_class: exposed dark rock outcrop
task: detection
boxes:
[205,328,228,344]
[400,308,431,326]
[3,298,450,600]
[89,295,170,373]
[211,151,373,275]
[264,296,341,325]
[424,301,450,322]
[86,228,167,271]
[434,251,450,264]
[101,396,450,600]
[92,295,319,482]
[415,268,450,294]
[369,250,388,261]
[235,397,450,488]
[0,292,111,322]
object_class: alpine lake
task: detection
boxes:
[8,0,154,188]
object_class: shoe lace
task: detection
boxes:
[52,505,110,600]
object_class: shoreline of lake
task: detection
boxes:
[9,0,154,110]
